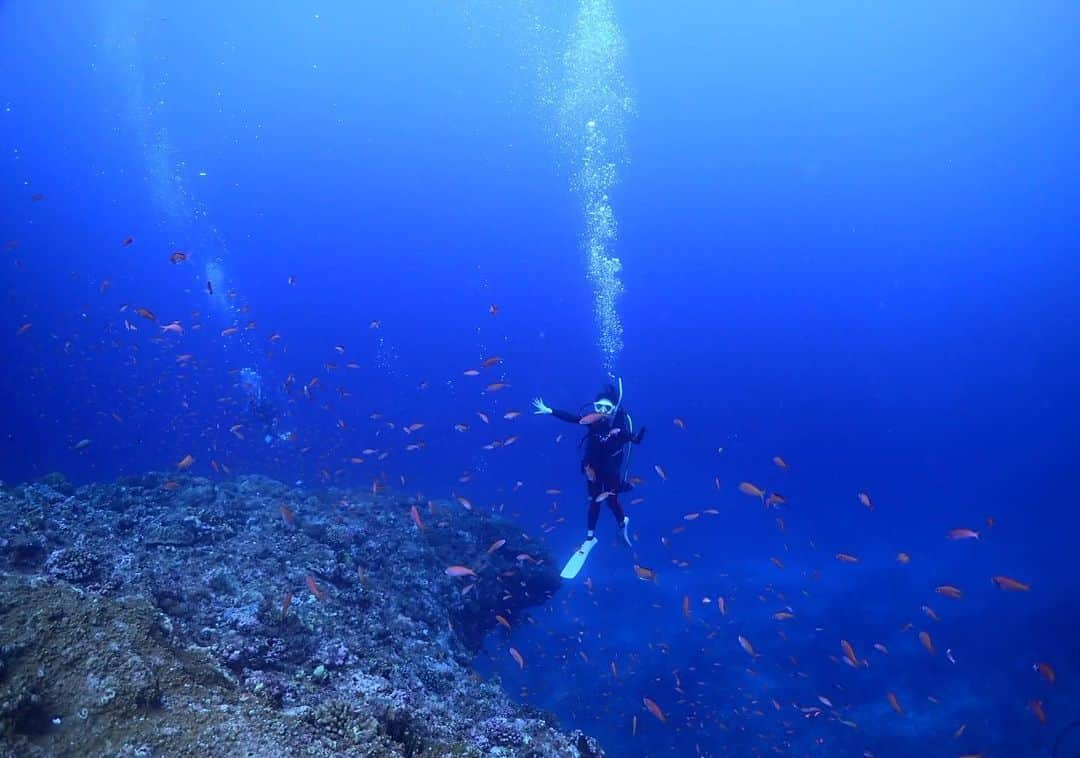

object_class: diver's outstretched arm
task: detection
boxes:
[533,397,581,423]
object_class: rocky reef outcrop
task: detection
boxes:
[0,473,601,757]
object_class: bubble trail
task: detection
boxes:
[558,0,634,371]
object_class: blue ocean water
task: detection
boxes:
[2,1,1078,755]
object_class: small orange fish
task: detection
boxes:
[279,505,295,526]
[991,575,1030,592]
[897,552,911,564]
[162,480,179,490]
[841,640,859,667]
[947,528,980,541]
[857,491,873,510]
[887,691,903,714]
[738,635,757,657]
[169,251,188,264]
[495,614,511,630]
[486,539,506,554]
[280,590,292,621]
[584,464,596,482]
[489,304,499,316]
[503,411,521,420]
[445,565,476,577]
[922,605,940,621]
[16,322,32,335]
[176,454,195,470]
[673,417,686,430]
[136,307,156,321]
[455,496,473,511]
[1034,661,1055,685]
[643,697,666,724]
[1029,699,1047,725]
[481,356,503,368]
[410,505,425,531]
[221,326,239,337]
[579,412,604,425]
[835,553,859,563]
[654,464,667,481]
[305,575,325,601]
[633,565,657,582]
[919,630,935,655]
[682,594,691,621]
[463,369,480,377]
[874,643,889,655]
[683,512,700,521]
[486,382,510,392]
[936,585,963,599]
[739,482,764,501]
[509,646,524,668]
[772,611,795,621]
[476,411,491,424]
[772,456,789,470]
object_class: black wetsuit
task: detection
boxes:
[551,407,642,532]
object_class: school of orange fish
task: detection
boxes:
[7,219,1062,756]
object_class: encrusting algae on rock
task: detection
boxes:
[0,473,602,757]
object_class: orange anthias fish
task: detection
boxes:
[654,464,667,481]
[773,456,789,470]
[445,565,477,577]
[738,635,757,658]
[509,647,524,668]
[835,553,859,563]
[947,528,980,541]
[176,454,195,470]
[991,575,1030,592]
[858,491,873,510]
[887,692,903,714]
[673,417,686,430]
[1029,699,1047,725]
[841,640,859,667]
[486,382,510,392]
[279,505,295,526]
[578,412,604,425]
[136,307,156,321]
[1034,661,1055,685]
[409,505,425,532]
[738,482,765,502]
[643,697,667,724]
[633,565,658,583]
[305,575,325,602]
[280,590,293,622]
[919,630,935,655]
[682,595,691,621]
[169,251,188,264]
[936,585,963,599]
[486,539,506,554]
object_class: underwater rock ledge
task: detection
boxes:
[0,473,600,758]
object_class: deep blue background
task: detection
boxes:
[2,2,1078,754]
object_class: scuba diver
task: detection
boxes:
[238,367,290,445]
[533,379,646,565]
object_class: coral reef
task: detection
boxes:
[0,474,600,757]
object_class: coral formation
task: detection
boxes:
[0,475,601,757]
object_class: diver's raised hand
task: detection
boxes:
[532,397,552,415]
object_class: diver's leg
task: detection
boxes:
[586,480,601,539]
